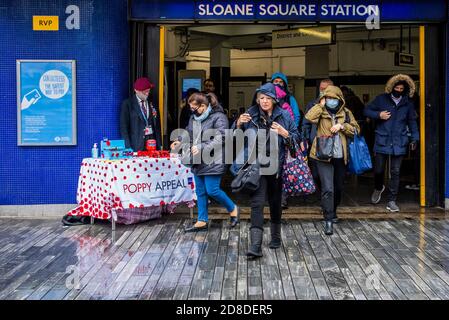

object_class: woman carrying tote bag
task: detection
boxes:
[305,86,360,236]
[233,83,300,257]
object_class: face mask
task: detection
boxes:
[194,104,212,122]
[325,98,339,109]
[273,82,285,89]
[392,90,402,98]
[191,107,201,117]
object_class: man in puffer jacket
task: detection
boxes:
[364,74,419,213]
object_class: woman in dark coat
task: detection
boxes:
[171,92,239,232]
[233,83,300,258]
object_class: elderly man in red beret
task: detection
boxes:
[120,77,162,151]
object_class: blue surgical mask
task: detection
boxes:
[325,98,340,109]
[193,104,212,122]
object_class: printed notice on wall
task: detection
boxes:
[272,26,335,48]
[17,60,76,146]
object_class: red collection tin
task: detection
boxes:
[146,139,157,152]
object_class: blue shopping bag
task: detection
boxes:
[348,133,373,175]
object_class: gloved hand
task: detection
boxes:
[410,141,417,151]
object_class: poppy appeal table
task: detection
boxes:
[67,156,196,229]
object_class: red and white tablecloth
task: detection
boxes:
[68,156,196,222]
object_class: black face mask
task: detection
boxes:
[191,107,201,117]
[392,90,402,98]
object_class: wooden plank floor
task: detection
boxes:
[1,216,449,300]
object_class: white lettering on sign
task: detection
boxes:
[321,4,379,17]
[260,4,315,16]
[197,4,254,16]
[65,5,80,30]
[39,70,69,99]
[196,3,378,19]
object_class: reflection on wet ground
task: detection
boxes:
[1,214,449,300]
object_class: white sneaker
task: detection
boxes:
[386,201,400,212]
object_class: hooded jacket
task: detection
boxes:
[231,82,300,176]
[305,86,360,164]
[364,74,419,156]
[271,73,301,128]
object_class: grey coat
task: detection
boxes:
[185,105,229,176]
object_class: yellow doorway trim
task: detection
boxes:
[159,26,165,148]
[419,26,426,207]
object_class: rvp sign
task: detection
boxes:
[33,5,80,31]
[33,16,59,31]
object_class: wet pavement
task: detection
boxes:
[1,214,449,300]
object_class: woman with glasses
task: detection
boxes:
[171,92,239,232]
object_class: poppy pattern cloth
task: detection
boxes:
[282,141,316,196]
[68,156,196,223]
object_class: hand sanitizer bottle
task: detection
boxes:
[92,143,98,158]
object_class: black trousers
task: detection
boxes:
[316,159,346,221]
[308,158,321,191]
[374,153,404,202]
[249,175,282,230]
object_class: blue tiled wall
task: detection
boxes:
[446,21,449,201]
[0,0,129,204]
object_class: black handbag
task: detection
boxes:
[230,161,261,193]
[316,135,335,160]
[231,119,262,193]
[315,112,339,160]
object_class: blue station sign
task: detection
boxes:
[130,0,447,23]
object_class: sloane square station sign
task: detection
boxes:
[130,0,447,23]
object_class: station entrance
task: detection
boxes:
[129,21,446,209]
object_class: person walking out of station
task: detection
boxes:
[305,86,360,235]
[171,92,240,232]
[270,72,303,209]
[303,79,334,189]
[234,83,299,257]
[364,74,419,213]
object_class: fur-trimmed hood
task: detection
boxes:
[385,74,415,98]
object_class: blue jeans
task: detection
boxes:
[194,175,236,223]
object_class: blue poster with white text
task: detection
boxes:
[18,60,76,145]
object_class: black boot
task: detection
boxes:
[324,221,333,235]
[269,223,281,249]
[247,228,263,258]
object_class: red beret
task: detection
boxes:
[134,77,154,91]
